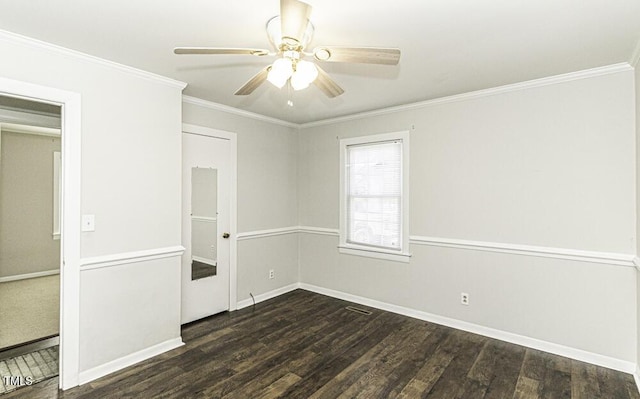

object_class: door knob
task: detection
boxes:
[222,232,230,239]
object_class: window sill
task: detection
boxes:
[338,245,411,263]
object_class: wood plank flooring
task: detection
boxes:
[0,346,58,394]
[4,289,639,398]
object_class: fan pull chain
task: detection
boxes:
[287,80,294,107]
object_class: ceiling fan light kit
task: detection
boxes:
[266,49,318,91]
[267,58,294,88]
[290,60,318,90]
[174,0,401,99]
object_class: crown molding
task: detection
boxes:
[300,63,634,128]
[1,27,629,127]
[187,63,632,129]
[630,37,640,68]
[182,95,298,129]
[0,122,60,137]
[0,108,60,129]
[0,29,187,90]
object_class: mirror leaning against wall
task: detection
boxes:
[190,167,218,280]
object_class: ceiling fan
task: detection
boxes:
[174,0,400,98]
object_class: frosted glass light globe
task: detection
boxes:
[291,60,318,90]
[267,58,294,88]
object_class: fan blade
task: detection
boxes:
[313,46,400,65]
[235,66,271,95]
[314,65,344,98]
[174,47,269,56]
[280,0,312,44]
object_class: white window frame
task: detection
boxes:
[339,131,411,263]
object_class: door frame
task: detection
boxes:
[0,77,82,389]
[182,123,238,311]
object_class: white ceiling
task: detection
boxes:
[0,0,638,124]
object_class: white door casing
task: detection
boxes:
[0,77,82,390]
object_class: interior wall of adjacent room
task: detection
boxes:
[298,68,637,363]
[0,131,60,278]
[182,102,299,302]
[0,34,185,374]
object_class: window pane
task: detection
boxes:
[348,196,400,248]
[346,140,402,250]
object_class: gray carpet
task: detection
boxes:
[0,346,58,394]
[0,276,59,349]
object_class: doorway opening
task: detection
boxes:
[0,77,81,391]
[0,96,62,394]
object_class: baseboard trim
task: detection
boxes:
[236,283,300,310]
[633,367,640,395]
[0,269,59,283]
[78,337,184,385]
[298,283,635,374]
[80,245,185,271]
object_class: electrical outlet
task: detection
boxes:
[461,292,469,306]
[269,269,275,279]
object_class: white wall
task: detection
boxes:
[298,68,637,364]
[182,101,299,302]
[0,33,185,373]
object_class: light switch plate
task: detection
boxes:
[82,214,95,232]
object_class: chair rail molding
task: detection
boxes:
[80,246,185,271]
[409,235,637,267]
[292,225,636,267]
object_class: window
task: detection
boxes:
[339,131,410,262]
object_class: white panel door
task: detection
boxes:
[181,132,230,324]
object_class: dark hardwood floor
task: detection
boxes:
[4,289,639,398]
